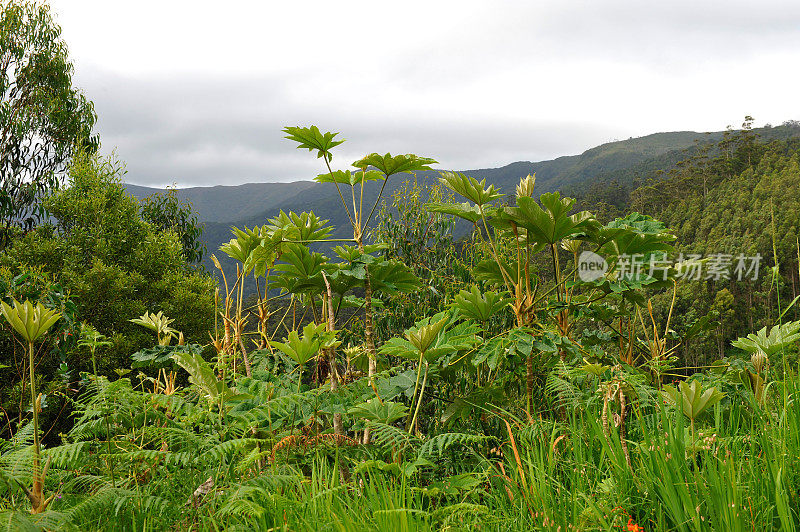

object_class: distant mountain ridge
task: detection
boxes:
[123,123,800,277]
[124,181,315,223]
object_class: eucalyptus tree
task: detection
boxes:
[0,0,97,244]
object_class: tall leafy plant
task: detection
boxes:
[0,299,60,514]
[284,126,434,442]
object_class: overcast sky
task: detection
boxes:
[48,0,800,188]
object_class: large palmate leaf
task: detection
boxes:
[732,320,800,357]
[220,225,279,277]
[322,245,388,295]
[606,212,671,235]
[348,400,408,424]
[406,315,449,355]
[0,299,61,343]
[270,323,335,366]
[473,257,518,289]
[283,125,344,161]
[594,213,675,259]
[315,169,384,186]
[129,310,177,344]
[367,259,422,295]
[438,171,503,206]
[273,243,328,294]
[219,226,260,263]
[266,210,332,243]
[571,274,664,306]
[173,351,251,409]
[382,312,480,365]
[453,286,511,323]
[424,201,486,224]
[332,244,384,264]
[352,153,437,176]
[496,193,596,245]
[662,380,724,423]
[130,343,202,369]
[601,229,675,260]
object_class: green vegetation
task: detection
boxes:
[0,0,97,242]
[1,115,800,531]
[2,6,800,528]
[0,153,215,441]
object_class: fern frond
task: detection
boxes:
[365,421,416,452]
[417,433,490,459]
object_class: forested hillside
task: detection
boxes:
[128,123,800,289]
[569,120,800,366]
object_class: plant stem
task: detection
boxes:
[28,341,41,503]
[409,361,429,435]
[406,351,426,433]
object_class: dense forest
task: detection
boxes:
[3,1,800,531]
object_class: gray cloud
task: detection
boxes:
[60,1,800,188]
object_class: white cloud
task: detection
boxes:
[47,0,800,187]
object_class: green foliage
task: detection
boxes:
[315,169,384,185]
[0,0,97,238]
[732,320,800,357]
[499,192,596,245]
[130,310,178,345]
[269,322,336,367]
[282,125,344,162]
[438,171,503,207]
[662,379,725,427]
[140,187,207,264]
[173,351,251,411]
[130,344,202,370]
[348,400,408,424]
[452,286,510,323]
[0,298,60,344]
[352,153,437,176]
[405,315,449,356]
[0,154,215,371]
[4,121,800,529]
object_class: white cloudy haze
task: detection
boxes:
[49,0,800,187]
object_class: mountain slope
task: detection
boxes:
[124,124,800,282]
[124,181,315,223]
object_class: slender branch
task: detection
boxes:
[324,157,357,229]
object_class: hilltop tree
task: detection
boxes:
[0,0,97,244]
[140,187,207,264]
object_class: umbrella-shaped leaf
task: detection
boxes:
[266,210,332,243]
[352,153,437,176]
[453,286,510,322]
[406,315,449,354]
[438,171,503,206]
[368,259,422,295]
[131,344,202,369]
[269,323,330,366]
[424,201,485,224]
[273,243,328,295]
[732,320,800,357]
[662,380,724,422]
[0,299,61,343]
[283,125,344,161]
[348,400,408,424]
[315,169,385,186]
[498,193,596,245]
[173,351,221,404]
